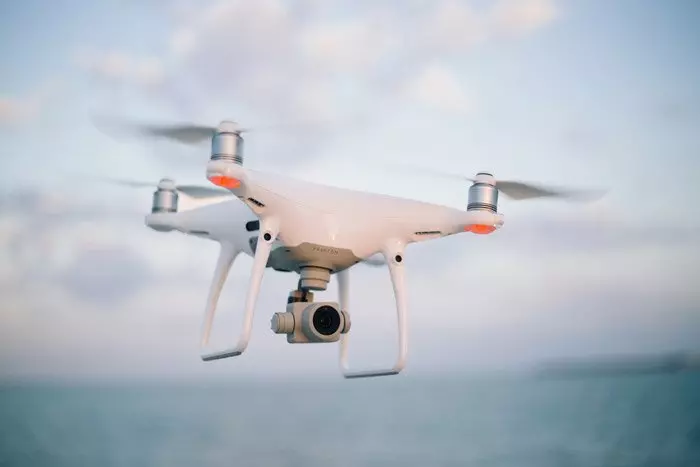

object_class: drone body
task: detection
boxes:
[143,163,502,378]
[101,118,600,379]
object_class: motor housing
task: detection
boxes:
[210,121,244,166]
[151,186,178,214]
[467,172,498,213]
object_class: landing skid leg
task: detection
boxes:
[200,224,278,361]
[338,249,408,378]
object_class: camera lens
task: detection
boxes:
[312,305,341,336]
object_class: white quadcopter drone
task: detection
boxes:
[98,118,602,379]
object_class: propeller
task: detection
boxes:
[92,114,233,146]
[91,113,362,146]
[88,176,234,199]
[394,164,606,202]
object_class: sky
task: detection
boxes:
[1,0,699,382]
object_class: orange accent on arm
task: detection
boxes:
[464,224,496,235]
[208,175,241,189]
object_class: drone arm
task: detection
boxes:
[339,242,408,379]
[200,220,279,361]
[207,160,251,199]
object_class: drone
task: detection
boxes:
[96,118,603,379]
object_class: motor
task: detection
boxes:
[467,172,498,213]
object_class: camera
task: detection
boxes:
[271,301,350,343]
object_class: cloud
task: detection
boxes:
[653,98,700,125]
[0,80,59,126]
[0,185,143,294]
[418,0,489,52]
[77,0,560,122]
[299,16,399,74]
[406,230,700,371]
[57,245,155,305]
[402,63,473,114]
[0,96,39,124]
[490,0,558,36]
[66,0,561,177]
[76,49,165,88]
[493,209,700,254]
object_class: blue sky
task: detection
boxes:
[1,0,699,381]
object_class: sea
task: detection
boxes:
[1,372,698,467]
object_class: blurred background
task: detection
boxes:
[1,0,699,466]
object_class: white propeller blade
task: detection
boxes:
[85,176,233,199]
[392,163,606,202]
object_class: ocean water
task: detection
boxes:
[1,372,698,467]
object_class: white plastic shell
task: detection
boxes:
[188,161,507,377]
